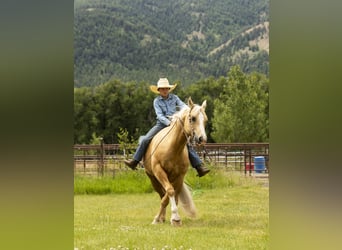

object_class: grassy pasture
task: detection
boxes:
[74,170,269,250]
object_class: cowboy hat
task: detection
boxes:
[150,78,177,94]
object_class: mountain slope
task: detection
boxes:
[74,0,269,87]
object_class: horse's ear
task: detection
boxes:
[201,100,207,110]
[187,97,194,107]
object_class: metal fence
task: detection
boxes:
[74,142,269,176]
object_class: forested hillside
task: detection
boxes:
[74,0,269,87]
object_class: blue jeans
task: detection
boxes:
[132,121,202,169]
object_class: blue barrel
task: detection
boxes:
[254,156,265,173]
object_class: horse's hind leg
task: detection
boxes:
[152,193,169,224]
[152,193,182,226]
[152,192,181,226]
[169,195,181,226]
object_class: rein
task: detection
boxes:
[144,121,177,163]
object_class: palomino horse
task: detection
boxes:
[144,97,208,226]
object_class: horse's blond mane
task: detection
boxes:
[171,105,190,122]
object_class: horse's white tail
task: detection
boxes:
[178,183,197,218]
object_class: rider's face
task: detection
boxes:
[158,88,170,98]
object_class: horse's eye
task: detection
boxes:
[191,117,196,122]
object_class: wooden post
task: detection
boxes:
[100,137,104,176]
[83,148,86,173]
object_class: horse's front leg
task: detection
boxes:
[152,164,181,226]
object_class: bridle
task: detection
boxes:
[176,106,196,145]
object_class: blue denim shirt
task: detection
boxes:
[153,94,186,126]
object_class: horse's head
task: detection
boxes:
[187,97,208,145]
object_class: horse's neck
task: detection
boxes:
[168,117,190,149]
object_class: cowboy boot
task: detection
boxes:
[124,159,139,170]
[196,164,210,177]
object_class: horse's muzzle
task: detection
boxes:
[195,135,207,145]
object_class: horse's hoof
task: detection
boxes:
[171,219,182,226]
[152,218,165,224]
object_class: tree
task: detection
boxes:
[74,87,99,144]
[211,66,268,142]
[117,127,137,157]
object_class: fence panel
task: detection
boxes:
[74,143,269,176]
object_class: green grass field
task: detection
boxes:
[74,170,269,250]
